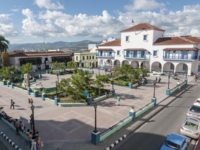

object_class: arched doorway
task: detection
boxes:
[131,61,139,68]
[106,59,112,66]
[176,63,188,74]
[114,60,120,67]
[141,61,150,70]
[151,61,162,72]
[163,62,175,73]
[122,60,129,66]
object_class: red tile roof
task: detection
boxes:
[121,23,165,32]
[163,47,199,51]
[96,48,113,51]
[153,37,196,45]
[9,51,71,57]
[99,40,121,46]
[124,48,146,51]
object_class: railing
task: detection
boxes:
[124,55,146,59]
[163,55,197,60]
[96,54,114,57]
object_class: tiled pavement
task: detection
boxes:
[0,72,194,150]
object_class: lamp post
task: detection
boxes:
[168,74,171,89]
[30,104,36,137]
[93,102,98,133]
[38,65,41,75]
[57,73,59,83]
[153,80,156,98]
[55,81,58,98]
[185,70,187,80]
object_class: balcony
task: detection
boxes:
[124,55,146,59]
[96,54,114,58]
[163,55,197,61]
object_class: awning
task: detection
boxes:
[124,48,146,51]
[163,47,199,51]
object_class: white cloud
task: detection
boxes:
[11,9,20,12]
[18,1,200,42]
[35,0,64,10]
[125,0,165,11]
[0,14,19,37]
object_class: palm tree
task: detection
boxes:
[0,35,9,53]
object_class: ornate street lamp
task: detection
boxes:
[55,81,58,98]
[93,103,98,133]
[168,73,171,89]
[153,80,156,98]
[30,104,36,137]
[185,70,187,80]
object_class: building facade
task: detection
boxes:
[96,23,200,75]
[9,51,72,71]
[74,50,97,68]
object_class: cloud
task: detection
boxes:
[35,0,64,10]
[18,1,200,41]
[11,9,20,12]
[125,0,165,11]
[0,14,19,37]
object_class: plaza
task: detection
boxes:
[0,71,187,150]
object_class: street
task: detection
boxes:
[0,140,8,150]
[116,83,199,150]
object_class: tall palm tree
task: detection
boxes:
[0,35,9,53]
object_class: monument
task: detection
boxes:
[23,74,30,89]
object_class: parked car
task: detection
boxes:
[187,105,200,119]
[193,98,200,107]
[160,133,189,150]
[153,71,165,75]
[106,68,114,72]
[180,117,200,139]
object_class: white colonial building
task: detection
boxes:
[96,23,200,75]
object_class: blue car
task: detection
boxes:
[160,133,189,150]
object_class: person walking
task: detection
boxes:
[10,99,15,109]
[158,77,161,83]
[28,99,31,108]
[30,98,34,105]
[117,95,121,106]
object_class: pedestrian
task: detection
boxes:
[117,95,121,106]
[36,137,42,150]
[28,132,33,149]
[30,98,34,105]
[31,138,37,150]
[15,119,19,135]
[28,99,31,108]
[10,99,15,109]
[158,77,161,83]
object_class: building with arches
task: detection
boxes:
[96,23,200,75]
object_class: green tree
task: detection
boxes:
[20,63,32,74]
[0,35,9,53]
[94,75,110,95]
[0,66,16,81]
[52,61,66,73]
[67,61,77,73]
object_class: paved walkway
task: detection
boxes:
[0,73,194,150]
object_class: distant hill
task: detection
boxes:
[8,40,101,51]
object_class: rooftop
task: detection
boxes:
[121,23,165,32]
[99,39,121,47]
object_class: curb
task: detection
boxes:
[105,134,126,150]
[0,131,22,150]
[104,84,193,150]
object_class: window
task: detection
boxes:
[143,35,148,41]
[170,64,174,70]
[125,36,129,42]
[89,56,91,59]
[76,56,78,60]
[92,56,94,59]
[87,56,88,60]
[183,64,187,71]
[153,51,158,56]
[83,56,85,60]
[117,51,120,55]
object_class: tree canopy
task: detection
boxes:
[20,63,32,74]
[0,35,9,53]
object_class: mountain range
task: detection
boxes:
[8,40,101,51]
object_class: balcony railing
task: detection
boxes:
[124,55,146,59]
[163,55,197,60]
[96,54,114,58]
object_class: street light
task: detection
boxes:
[153,80,156,98]
[55,81,58,98]
[57,73,59,83]
[168,73,171,89]
[185,70,187,80]
[111,72,114,90]
[93,102,98,133]
[30,104,36,137]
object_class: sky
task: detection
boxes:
[0,0,200,44]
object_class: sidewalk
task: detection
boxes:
[0,74,193,150]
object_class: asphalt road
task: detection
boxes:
[116,83,199,150]
[0,140,8,150]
